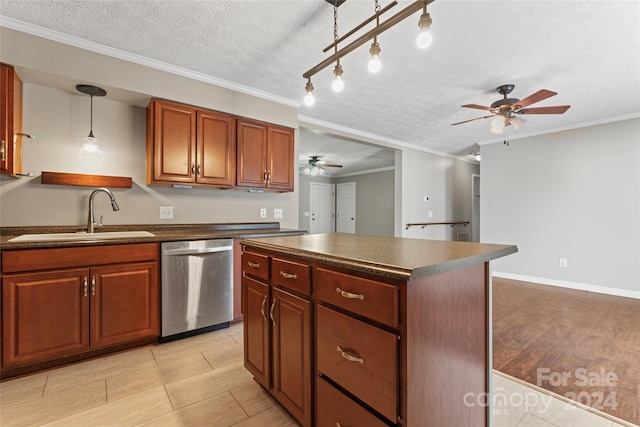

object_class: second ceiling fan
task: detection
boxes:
[451,84,571,134]
[301,155,343,176]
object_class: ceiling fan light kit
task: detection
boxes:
[452,84,571,135]
[302,0,435,106]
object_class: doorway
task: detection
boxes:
[336,182,356,233]
[309,182,335,234]
[472,174,480,242]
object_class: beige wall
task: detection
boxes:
[0,28,300,229]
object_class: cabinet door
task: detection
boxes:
[272,287,312,427]
[266,125,294,191]
[242,275,270,388]
[2,269,89,368]
[197,109,236,186]
[90,262,159,349]
[0,63,23,176]
[236,118,267,188]
[149,99,196,183]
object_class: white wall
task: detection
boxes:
[0,28,300,229]
[399,148,480,240]
[482,118,640,299]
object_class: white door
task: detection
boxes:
[309,183,335,234]
[472,174,480,242]
[336,182,356,233]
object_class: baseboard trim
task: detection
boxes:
[492,271,640,300]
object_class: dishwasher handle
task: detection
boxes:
[163,246,233,256]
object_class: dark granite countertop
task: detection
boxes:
[0,223,306,250]
[242,233,518,281]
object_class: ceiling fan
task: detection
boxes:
[300,155,343,176]
[451,84,571,134]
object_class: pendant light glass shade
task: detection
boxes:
[79,131,104,159]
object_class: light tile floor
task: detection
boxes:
[0,324,636,427]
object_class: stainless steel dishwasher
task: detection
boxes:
[161,239,233,341]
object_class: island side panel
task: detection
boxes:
[405,262,489,427]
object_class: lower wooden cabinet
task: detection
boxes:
[242,251,312,427]
[1,244,159,373]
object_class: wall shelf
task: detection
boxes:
[405,221,469,230]
[41,171,132,188]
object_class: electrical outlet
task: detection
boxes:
[274,208,283,219]
[159,206,173,219]
[559,258,568,267]
[260,208,267,219]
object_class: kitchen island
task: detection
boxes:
[240,233,517,427]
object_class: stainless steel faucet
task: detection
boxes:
[87,188,119,233]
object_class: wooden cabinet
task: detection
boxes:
[236,118,294,191]
[242,250,312,426]
[146,99,236,187]
[1,244,159,374]
[1,63,24,176]
[242,235,499,427]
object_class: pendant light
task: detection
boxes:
[368,0,382,74]
[331,1,345,93]
[76,84,107,159]
[416,3,433,49]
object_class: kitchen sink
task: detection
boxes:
[8,231,155,242]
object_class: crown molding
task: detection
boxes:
[0,17,299,108]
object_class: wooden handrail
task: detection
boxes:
[405,221,469,230]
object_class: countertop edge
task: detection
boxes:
[0,224,306,250]
[241,238,518,281]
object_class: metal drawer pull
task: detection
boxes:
[91,276,96,296]
[336,346,364,364]
[336,423,343,427]
[270,298,277,326]
[280,271,297,280]
[260,295,268,320]
[83,277,88,297]
[247,261,260,269]
[336,287,364,300]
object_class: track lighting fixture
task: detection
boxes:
[303,79,315,106]
[416,4,433,49]
[302,0,435,106]
[332,63,345,92]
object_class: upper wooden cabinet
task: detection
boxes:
[236,118,294,192]
[1,63,24,177]
[146,99,236,187]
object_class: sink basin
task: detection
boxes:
[8,231,155,242]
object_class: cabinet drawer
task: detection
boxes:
[315,267,399,327]
[316,376,389,427]
[316,305,398,423]
[271,258,310,295]
[242,251,269,281]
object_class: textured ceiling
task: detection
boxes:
[1,0,639,176]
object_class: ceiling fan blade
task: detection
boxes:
[517,105,571,114]
[323,164,343,168]
[461,104,494,112]
[451,115,495,126]
[515,89,557,108]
